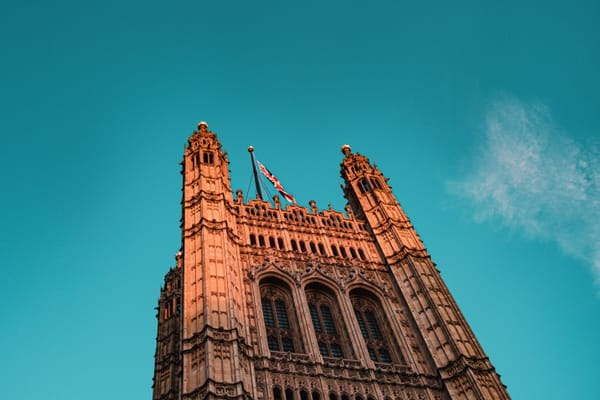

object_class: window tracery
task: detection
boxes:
[358,178,372,194]
[350,289,402,364]
[260,278,304,354]
[305,283,354,359]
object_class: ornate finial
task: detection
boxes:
[341,144,352,156]
[235,189,244,204]
[248,146,254,153]
[309,200,318,214]
[344,204,355,220]
[198,121,208,132]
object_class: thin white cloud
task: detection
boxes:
[449,97,600,286]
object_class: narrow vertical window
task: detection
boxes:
[358,248,366,260]
[354,309,368,338]
[275,300,290,328]
[331,245,339,257]
[366,311,382,339]
[262,299,275,327]
[309,304,322,332]
[358,181,366,194]
[361,178,371,192]
[274,388,283,400]
[203,152,214,164]
[321,305,337,334]
[349,247,357,258]
[370,178,382,190]
[269,236,276,248]
[339,246,347,258]
[318,243,326,255]
[300,241,307,253]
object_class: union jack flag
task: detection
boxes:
[256,161,296,203]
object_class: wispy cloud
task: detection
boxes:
[449,97,600,286]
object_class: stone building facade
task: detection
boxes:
[152,122,510,400]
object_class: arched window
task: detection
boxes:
[274,387,283,400]
[300,241,307,253]
[250,234,256,246]
[318,243,326,255]
[331,245,339,257]
[339,246,348,258]
[203,152,214,164]
[312,391,321,400]
[259,235,266,247]
[350,288,402,364]
[309,242,317,254]
[370,177,382,190]
[286,388,294,400]
[291,240,298,252]
[349,247,357,258]
[278,238,285,250]
[358,248,366,260]
[358,178,372,194]
[260,278,304,353]
[305,283,354,359]
[269,236,276,248]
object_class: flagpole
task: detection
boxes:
[248,146,263,200]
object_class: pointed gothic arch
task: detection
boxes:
[259,277,305,354]
[349,288,403,364]
[304,282,354,359]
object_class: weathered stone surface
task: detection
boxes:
[152,123,510,400]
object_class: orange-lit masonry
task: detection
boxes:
[152,122,511,400]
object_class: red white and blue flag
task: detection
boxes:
[256,160,296,203]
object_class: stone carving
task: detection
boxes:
[153,123,511,400]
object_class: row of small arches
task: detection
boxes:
[357,177,383,194]
[191,151,215,167]
[249,234,367,260]
[273,388,379,400]
[245,206,359,231]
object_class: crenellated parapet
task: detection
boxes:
[153,122,510,400]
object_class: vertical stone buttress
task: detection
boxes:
[340,145,510,400]
[180,122,253,400]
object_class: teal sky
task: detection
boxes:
[1,1,599,399]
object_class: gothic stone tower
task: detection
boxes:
[152,122,510,400]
